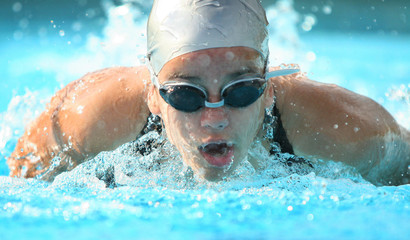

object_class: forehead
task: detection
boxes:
[158,47,265,79]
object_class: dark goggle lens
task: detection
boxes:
[159,78,266,112]
[159,85,205,112]
[223,80,266,108]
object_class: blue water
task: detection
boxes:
[1,1,409,239]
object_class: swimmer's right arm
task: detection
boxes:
[7,66,152,180]
[271,73,410,185]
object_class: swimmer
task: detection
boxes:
[7,0,410,185]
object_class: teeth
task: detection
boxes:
[199,141,233,149]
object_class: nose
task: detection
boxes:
[200,107,229,131]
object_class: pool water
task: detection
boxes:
[1,0,409,239]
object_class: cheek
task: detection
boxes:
[159,104,200,146]
[231,101,265,143]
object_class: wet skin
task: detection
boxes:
[147,47,274,181]
[7,47,409,185]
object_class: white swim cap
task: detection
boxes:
[147,0,269,75]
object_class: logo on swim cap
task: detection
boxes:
[147,0,269,74]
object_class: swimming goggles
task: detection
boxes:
[153,69,300,112]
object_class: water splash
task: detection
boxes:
[385,84,410,129]
[266,0,316,72]
[1,1,410,239]
[386,84,410,105]
[0,90,52,175]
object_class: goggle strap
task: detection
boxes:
[266,69,300,79]
[205,100,225,108]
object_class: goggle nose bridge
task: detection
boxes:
[204,100,225,108]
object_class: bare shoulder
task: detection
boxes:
[65,66,151,96]
[271,75,408,166]
[271,75,401,143]
[51,65,152,152]
[7,65,152,180]
[268,74,410,185]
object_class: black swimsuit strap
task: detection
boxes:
[272,104,294,155]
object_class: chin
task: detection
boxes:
[182,149,243,181]
[200,168,228,181]
[191,160,238,182]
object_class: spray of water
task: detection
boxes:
[1,0,408,187]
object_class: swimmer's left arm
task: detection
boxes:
[271,74,410,186]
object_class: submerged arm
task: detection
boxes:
[272,74,410,186]
[7,66,152,181]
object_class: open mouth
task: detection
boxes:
[198,142,234,167]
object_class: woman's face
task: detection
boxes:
[148,47,274,181]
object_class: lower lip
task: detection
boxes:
[199,146,234,167]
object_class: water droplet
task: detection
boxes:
[301,14,316,32]
[12,2,22,13]
[59,30,65,37]
[333,124,338,129]
[13,31,23,40]
[72,21,82,32]
[85,8,96,18]
[19,18,29,29]
[322,5,332,15]
[77,105,84,114]
[225,51,235,61]
[306,51,316,61]
[38,27,47,37]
